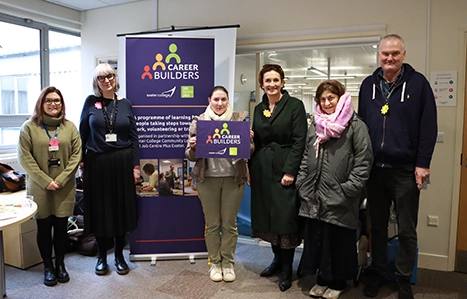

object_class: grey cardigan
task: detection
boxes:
[296,113,373,230]
[185,111,254,184]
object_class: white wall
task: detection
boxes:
[5,0,467,271]
[80,1,156,102]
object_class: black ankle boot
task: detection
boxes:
[44,267,58,286]
[55,263,70,283]
[278,248,295,292]
[278,264,292,292]
[114,256,130,275]
[260,245,282,277]
[260,258,282,277]
[95,257,108,275]
[55,256,70,283]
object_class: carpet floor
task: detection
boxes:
[4,238,467,299]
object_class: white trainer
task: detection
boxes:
[223,267,236,282]
[309,284,328,297]
[322,288,343,299]
[209,265,223,282]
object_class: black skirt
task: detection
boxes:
[83,147,138,238]
[300,218,358,282]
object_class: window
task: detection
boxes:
[234,38,380,118]
[0,13,80,153]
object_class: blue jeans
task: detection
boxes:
[366,167,420,280]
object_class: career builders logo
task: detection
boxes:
[141,43,199,99]
[205,122,241,156]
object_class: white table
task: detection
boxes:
[0,192,37,298]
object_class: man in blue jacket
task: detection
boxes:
[358,34,437,299]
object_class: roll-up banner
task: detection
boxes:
[126,36,213,260]
[120,25,239,262]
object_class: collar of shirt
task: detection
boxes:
[378,65,405,99]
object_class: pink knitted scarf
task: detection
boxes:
[313,92,354,157]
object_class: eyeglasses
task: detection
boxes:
[44,99,62,105]
[97,74,115,82]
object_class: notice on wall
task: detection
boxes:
[430,71,457,107]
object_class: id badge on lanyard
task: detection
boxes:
[103,98,118,143]
[105,133,117,142]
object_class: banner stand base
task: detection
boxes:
[129,252,208,266]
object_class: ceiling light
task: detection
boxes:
[304,75,356,80]
[285,83,307,86]
[307,66,327,76]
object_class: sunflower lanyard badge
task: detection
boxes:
[380,81,399,115]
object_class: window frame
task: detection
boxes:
[0,12,80,154]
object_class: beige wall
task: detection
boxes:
[3,0,466,271]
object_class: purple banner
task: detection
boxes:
[126,36,214,255]
[195,120,251,159]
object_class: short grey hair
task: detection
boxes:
[378,34,405,51]
[92,63,120,97]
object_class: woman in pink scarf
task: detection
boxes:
[296,80,373,299]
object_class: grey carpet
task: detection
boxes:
[4,239,467,299]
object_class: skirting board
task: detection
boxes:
[414,251,449,271]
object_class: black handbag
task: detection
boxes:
[0,162,26,192]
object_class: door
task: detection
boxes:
[455,38,467,272]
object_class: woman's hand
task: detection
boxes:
[79,162,84,178]
[281,173,295,186]
[46,180,60,190]
[250,130,254,139]
[189,136,197,148]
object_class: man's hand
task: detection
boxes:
[415,167,430,191]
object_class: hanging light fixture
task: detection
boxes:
[307,66,327,76]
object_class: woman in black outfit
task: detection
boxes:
[79,63,140,276]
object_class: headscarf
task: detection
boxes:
[313,92,354,157]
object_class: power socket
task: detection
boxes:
[427,215,439,227]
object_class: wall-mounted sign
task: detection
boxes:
[430,71,457,107]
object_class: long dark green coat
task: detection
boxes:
[250,90,307,235]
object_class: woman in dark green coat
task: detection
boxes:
[250,64,308,291]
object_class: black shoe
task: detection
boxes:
[397,279,414,299]
[278,270,292,292]
[362,271,384,297]
[296,263,304,278]
[55,264,70,283]
[95,257,108,275]
[44,267,58,287]
[260,258,282,277]
[114,256,130,275]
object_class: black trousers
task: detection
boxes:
[367,167,420,279]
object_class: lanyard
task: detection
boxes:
[102,95,118,133]
[42,123,60,141]
[380,80,399,101]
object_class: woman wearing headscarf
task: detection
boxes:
[296,80,373,299]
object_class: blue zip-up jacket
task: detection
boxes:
[358,63,437,170]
